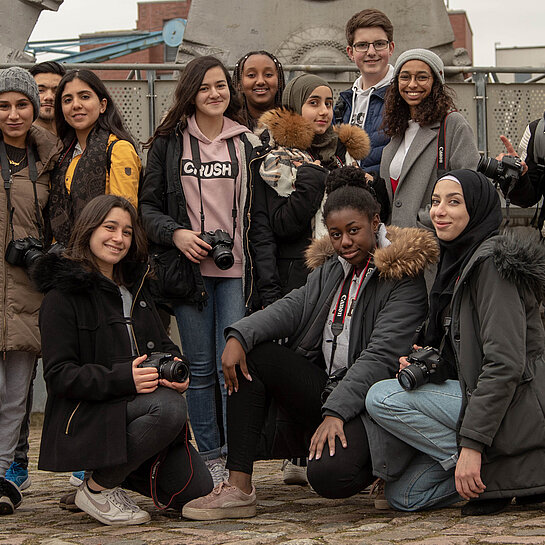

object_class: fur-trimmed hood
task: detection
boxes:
[258,107,371,161]
[466,233,545,301]
[31,253,148,295]
[304,225,439,280]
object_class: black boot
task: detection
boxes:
[461,497,512,516]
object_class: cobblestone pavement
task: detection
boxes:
[3,421,545,545]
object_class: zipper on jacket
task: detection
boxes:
[65,401,81,435]
[245,149,272,309]
[128,264,150,357]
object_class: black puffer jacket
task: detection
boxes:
[251,108,372,306]
[34,255,180,471]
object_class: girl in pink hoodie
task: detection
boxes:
[140,57,263,486]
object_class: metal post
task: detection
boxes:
[146,69,156,137]
[473,71,488,157]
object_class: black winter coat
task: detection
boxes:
[251,109,372,306]
[506,115,545,218]
[139,124,267,311]
[34,255,180,471]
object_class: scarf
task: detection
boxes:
[49,125,110,245]
[425,169,503,347]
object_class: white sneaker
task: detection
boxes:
[281,460,308,485]
[205,457,228,487]
[74,483,150,526]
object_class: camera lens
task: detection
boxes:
[398,364,427,391]
[477,156,499,179]
[212,246,234,270]
[24,247,45,268]
[159,359,190,383]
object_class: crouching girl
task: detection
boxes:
[34,195,213,526]
[366,170,545,515]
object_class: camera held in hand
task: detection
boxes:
[397,346,450,391]
[5,236,45,269]
[199,229,234,270]
[477,155,523,194]
[138,352,190,383]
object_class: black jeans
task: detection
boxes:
[93,387,213,507]
[227,342,374,498]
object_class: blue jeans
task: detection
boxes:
[366,379,463,511]
[174,277,245,459]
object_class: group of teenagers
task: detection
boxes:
[0,6,544,528]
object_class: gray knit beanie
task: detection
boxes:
[0,67,40,120]
[394,49,445,85]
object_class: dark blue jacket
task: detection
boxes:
[334,84,390,174]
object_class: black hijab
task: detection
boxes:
[425,169,503,347]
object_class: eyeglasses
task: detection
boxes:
[398,73,432,84]
[352,40,390,53]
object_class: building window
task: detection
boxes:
[165,45,177,62]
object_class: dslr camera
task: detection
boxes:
[477,155,523,194]
[321,367,348,404]
[138,352,190,383]
[5,236,45,269]
[397,346,450,391]
[199,229,234,270]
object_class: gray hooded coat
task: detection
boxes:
[451,234,545,499]
[226,226,439,474]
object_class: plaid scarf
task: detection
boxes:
[49,126,110,245]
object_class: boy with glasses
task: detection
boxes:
[334,9,395,174]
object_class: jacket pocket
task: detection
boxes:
[487,382,545,458]
[149,245,199,302]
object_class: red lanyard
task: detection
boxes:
[331,257,372,336]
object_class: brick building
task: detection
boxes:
[81,0,191,79]
[448,10,473,64]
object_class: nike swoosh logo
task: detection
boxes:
[83,489,111,513]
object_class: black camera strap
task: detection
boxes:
[189,134,239,242]
[0,140,44,243]
[436,110,455,178]
[327,258,374,374]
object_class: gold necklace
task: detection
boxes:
[6,151,26,167]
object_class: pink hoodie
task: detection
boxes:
[181,115,250,278]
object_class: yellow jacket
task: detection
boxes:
[64,133,141,206]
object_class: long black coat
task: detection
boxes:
[34,255,180,471]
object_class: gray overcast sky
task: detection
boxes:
[30,0,545,66]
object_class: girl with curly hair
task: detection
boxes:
[380,49,480,230]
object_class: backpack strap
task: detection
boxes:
[436,110,456,178]
[106,138,119,173]
[533,114,545,170]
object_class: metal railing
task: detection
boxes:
[2,62,544,159]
